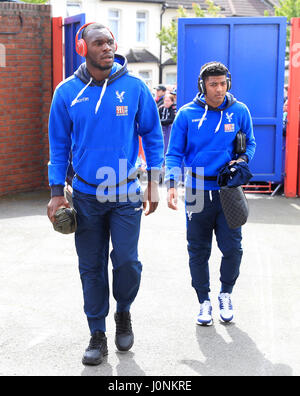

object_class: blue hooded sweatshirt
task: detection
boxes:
[48,54,164,197]
[165,92,256,190]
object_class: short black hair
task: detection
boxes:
[200,62,228,82]
[82,23,108,40]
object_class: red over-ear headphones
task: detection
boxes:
[75,22,118,57]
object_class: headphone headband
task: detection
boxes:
[200,62,229,78]
[75,22,95,44]
[75,22,117,57]
[198,62,232,94]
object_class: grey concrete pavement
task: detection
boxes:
[0,187,300,376]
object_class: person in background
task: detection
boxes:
[159,94,176,162]
[170,88,177,108]
[155,84,166,108]
[283,98,288,136]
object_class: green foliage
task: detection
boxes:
[157,1,223,63]
[274,0,300,20]
[20,0,48,4]
[273,0,300,48]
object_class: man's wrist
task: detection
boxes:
[51,185,65,198]
[166,179,177,190]
[238,154,248,163]
[147,169,160,184]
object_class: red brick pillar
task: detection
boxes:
[0,2,52,196]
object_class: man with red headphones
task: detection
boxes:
[47,23,164,366]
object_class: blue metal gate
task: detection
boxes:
[177,17,287,183]
[63,14,86,182]
[64,13,86,78]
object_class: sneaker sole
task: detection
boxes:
[196,319,213,326]
[220,315,233,323]
[115,338,134,352]
[82,350,108,366]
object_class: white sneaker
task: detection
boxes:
[196,300,213,326]
[218,293,234,322]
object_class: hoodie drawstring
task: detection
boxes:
[198,106,224,133]
[215,111,223,133]
[71,77,109,115]
[71,77,93,107]
[198,104,208,129]
[95,78,109,114]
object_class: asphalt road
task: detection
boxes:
[0,187,299,376]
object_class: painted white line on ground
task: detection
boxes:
[290,203,300,211]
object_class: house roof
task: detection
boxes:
[126,49,159,63]
[101,0,210,9]
[102,0,165,4]
[162,58,176,66]
[102,0,277,16]
[214,0,275,17]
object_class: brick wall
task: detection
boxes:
[0,2,52,196]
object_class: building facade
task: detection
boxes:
[50,0,277,90]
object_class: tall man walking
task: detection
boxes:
[165,62,256,325]
[47,23,163,365]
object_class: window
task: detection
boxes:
[139,71,152,88]
[108,9,120,41]
[136,11,147,43]
[66,1,82,17]
[166,73,177,86]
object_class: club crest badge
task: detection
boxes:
[226,112,234,123]
[116,91,125,103]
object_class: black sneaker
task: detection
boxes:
[114,312,134,352]
[82,331,108,366]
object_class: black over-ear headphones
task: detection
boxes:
[198,62,232,94]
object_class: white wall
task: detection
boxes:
[93,2,161,59]
[127,62,159,92]
[50,1,161,57]
[50,0,68,17]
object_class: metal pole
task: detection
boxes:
[285,18,300,197]
[159,3,167,84]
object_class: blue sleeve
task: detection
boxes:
[48,88,72,192]
[241,104,256,162]
[164,108,187,185]
[136,81,164,176]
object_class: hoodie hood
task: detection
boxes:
[71,54,128,114]
[193,92,237,133]
[74,54,128,86]
[193,92,237,111]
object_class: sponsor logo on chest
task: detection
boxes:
[116,105,128,116]
[224,123,235,132]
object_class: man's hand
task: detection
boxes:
[167,187,178,210]
[47,196,70,224]
[143,181,159,216]
[228,158,245,166]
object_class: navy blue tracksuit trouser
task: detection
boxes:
[73,189,143,334]
[186,189,243,303]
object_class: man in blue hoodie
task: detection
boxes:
[47,23,164,365]
[165,62,256,326]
